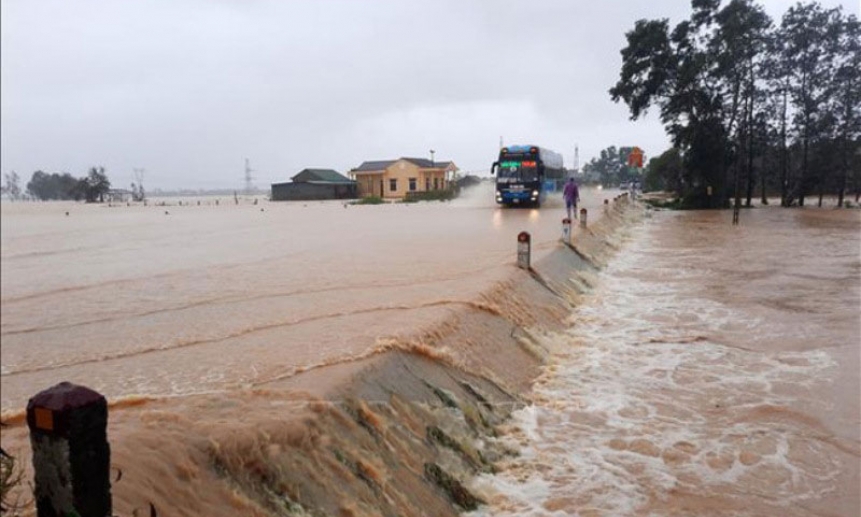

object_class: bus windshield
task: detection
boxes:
[498,160,539,182]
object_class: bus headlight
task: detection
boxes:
[531,190,539,198]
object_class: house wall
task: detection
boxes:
[355,174,384,198]
[381,160,421,199]
[271,183,357,201]
[354,161,455,199]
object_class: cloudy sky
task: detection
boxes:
[2,0,857,190]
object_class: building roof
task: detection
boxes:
[353,158,456,173]
[352,160,396,172]
[401,157,454,169]
[291,168,353,183]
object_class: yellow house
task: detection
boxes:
[350,158,458,199]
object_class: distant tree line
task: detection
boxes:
[0,172,22,199]
[610,0,860,208]
[16,167,113,202]
[581,146,644,186]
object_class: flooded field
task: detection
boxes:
[470,207,861,516]
[1,183,609,411]
[1,188,858,516]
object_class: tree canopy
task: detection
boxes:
[25,167,112,202]
[611,0,861,208]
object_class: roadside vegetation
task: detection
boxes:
[580,146,645,188]
[610,0,860,209]
[354,195,385,205]
[0,446,27,516]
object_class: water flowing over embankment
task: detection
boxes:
[2,198,643,516]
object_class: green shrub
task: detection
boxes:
[355,195,384,205]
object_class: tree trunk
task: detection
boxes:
[837,133,848,209]
[800,134,808,207]
[780,89,788,207]
[745,62,755,208]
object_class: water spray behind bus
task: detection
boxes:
[490,145,564,207]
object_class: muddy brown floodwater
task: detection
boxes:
[0,183,608,411]
[1,188,858,516]
[469,207,860,517]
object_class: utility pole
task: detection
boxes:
[574,145,580,174]
[244,158,255,195]
[499,136,504,150]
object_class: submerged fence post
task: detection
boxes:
[517,231,531,269]
[561,218,571,244]
[580,208,587,228]
[27,382,111,517]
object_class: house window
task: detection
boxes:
[433,177,439,190]
[409,178,417,191]
[389,178,397,192]
[425,178,430,191]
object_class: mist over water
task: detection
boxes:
[469,208,861,516]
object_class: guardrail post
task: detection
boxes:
[517,231,531,269]
[579,208,587,228]
[27,382,111,517]
[561,218,571,244]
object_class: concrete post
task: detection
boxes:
[517,231,531,269]
[580,208,587,228]
[561,218,571,244]
[27,382,111,517]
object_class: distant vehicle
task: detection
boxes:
[491,145,564,207]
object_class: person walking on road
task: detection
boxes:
[563,177,580,220]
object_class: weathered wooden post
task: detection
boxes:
[580,208,587,228]
[561,218,571,244]
[27,382,111,517]
[517,231,531,269]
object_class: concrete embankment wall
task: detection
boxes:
[195,199,645,516]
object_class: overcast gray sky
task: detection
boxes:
[2,0,857,190]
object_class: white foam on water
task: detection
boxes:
[469,216,844,517]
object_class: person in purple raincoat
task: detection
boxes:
[563,177,580,220]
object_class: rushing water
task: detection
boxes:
[470,207,861,516]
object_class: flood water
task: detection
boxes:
[470,207,861,516]
[2,189,858,516]
[0,183,609,412]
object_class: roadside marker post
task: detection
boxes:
[27,382,112,517]
[562,218,571,244]
[517,232,531,269]
[580,208,588,229]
